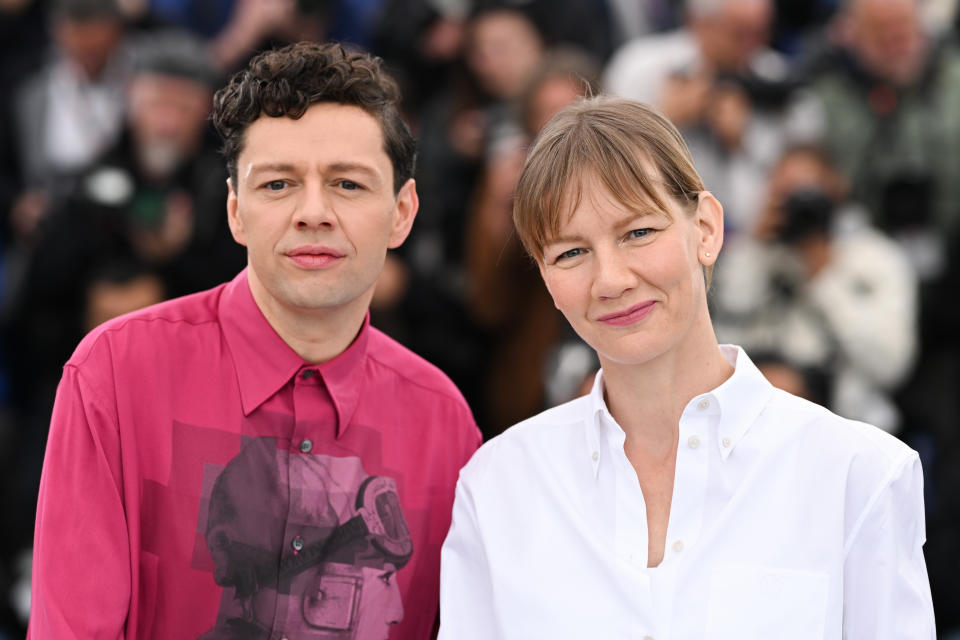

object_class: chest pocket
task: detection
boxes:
[705,563,829,640]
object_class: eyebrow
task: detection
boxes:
[245,162,382,183]
[246,162,297,178]
[328,162,383,184]
[544,211,664,247]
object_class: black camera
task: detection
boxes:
[776,188,834,244]
[880,168,934,232]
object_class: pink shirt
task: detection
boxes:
[29,269,481,639]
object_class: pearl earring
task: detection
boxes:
[705,252,712,257]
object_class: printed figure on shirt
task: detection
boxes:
[27,41,482,640]
[199,439,411,639]
[438,96,935,640]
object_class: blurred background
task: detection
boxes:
[1,0,959,636]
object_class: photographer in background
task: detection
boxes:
[0,32,246,595]
[800,0,960,249]
[711,144,918,434]
[603,0,805,232]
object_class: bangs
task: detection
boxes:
[514,97,703,260]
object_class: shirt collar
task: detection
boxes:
[700,345,774,461]
[219,268,370,436]
[585,345,774,476]
[314,314,370,437]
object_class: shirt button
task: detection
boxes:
[302,369,314,379]
[687,435,701,449]
[300,439,313,453]
[591,451,599,461]
[672,540,684,553]
[722,437,732,448]
[291,536,304,552]
[696,398,710,410]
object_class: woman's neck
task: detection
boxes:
[600,322,734,455]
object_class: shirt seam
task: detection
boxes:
[62,362,121,436]
[366,352,471,409]
[841,451,917,559]
[68,315,222,370]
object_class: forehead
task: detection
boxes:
[238,103,389,174]
[553,171,673,232]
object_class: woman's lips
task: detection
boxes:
[596,301,656,326]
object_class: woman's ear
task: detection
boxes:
[695,191,723,266]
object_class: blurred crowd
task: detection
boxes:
[1,0,959,635]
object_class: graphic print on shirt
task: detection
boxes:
[196,437,413,639]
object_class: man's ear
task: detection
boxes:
[226,178,247,247]
[696,191,723,267]
[387,178,419,249]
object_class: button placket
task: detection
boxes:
[665,410,709,567]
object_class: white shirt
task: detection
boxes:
[439,346,934,639]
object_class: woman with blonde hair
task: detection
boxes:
[439,96,934,639]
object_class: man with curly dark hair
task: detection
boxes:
[28,41,481,639]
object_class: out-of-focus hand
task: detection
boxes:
[448,108,487,160]
[131,190,194,262]
[10,189,50,241]
[372,253,409,310]
[794,232,833,281]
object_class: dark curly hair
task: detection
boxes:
[212,41,416,194]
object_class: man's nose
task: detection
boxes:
[294,183,336,230]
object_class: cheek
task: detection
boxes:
[543,270,586,313]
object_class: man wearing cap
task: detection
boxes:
[28,41,482,639]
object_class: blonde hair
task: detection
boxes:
[513,96,706,263]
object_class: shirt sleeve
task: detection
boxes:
[439,472,499,640]
[28,363,130,639]
[842,454,935,638]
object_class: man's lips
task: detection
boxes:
[285,246,345,269]
[596,301,656,326]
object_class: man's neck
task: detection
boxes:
[247,272,371,364]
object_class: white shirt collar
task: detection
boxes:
[585,345,775,477]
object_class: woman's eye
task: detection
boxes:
[628,228,651,239]
[555,248,584,262]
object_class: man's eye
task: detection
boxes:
[339,180,362,191]
[265,180,286,191]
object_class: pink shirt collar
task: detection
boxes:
[219,268,370,436]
